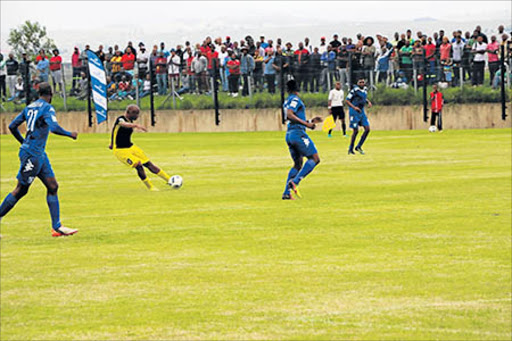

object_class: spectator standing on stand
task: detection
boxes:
[227,52,241,97]
[36,53,50,83]
[362,36,376,84]
[471,35,487,86]
[49,49,63,95]
[263,50,276,94]
[5,53,18,100]
[487,35,500,86]
[155,52,168,95]
[240,46,255,96]
[253,49,264,92]
[309,47,322,93]
[137,43,149,79]
[452,35,465,85]
[71,47,82,91]
[168,49,181,90]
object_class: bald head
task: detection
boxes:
[125,104,140,120]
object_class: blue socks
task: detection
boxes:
[283,167,299,195]
[46,194,61,230]
[0,193,18,218]
[293,159,318,186]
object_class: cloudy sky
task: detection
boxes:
[1,1,510,56]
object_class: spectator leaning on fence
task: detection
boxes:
[168,49,181,90]
[49,49,63,95]
[5,53,18,100]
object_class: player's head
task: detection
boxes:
[335,81,341,90]
[125,104,140,121]
[286,79,299,94]
[356,78,366,88]
[432,83,438,91]
[38,82,53,103]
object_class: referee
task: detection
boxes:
[327,81,346,137]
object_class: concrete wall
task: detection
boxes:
[1,104,510,135]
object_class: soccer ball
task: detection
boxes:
[429,126,437,133]
[168,175,183,189]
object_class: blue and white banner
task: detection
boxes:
[87,50,107,124]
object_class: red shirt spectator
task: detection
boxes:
[424,42,436,61]
[118,80,129,90]
[121,52,135,70]
[200,44,211,55]
[439,37,452,61]
[155,56,167,74]
[49,55,62,71]
[430,90,443,113]
[72,48,82,68]
[294,47,309,64]
[207,50,219,70]
[186,56,194,76]
[487,40,500,63]
[227,58,240,75]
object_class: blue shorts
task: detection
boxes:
[349,109,370,129]
[16,149,55,186]
[286,130,318,160]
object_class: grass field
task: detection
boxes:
[0,128,511,340]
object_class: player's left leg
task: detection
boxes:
[38,154,77,236]
[289,136,320,198]
[39,176,77,237]
[283,144,302,200]
[356,124,370,154]
[143,161,171,183]
[0,182,30,219]
[437,111,443,132]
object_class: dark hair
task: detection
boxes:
[38,82,52,96]
[286,79,298,93]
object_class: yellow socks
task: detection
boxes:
[142,178,155,190]
[157,170,171,182]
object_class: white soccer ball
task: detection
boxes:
[429,125,437,133]
[168,175,183,189]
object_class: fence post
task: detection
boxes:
[62,63,68,111]
[413,68,418,94]
[171,76,176,109]
[136,67,140,107]
[460,64,464,90]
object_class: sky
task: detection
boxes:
[1,1,510,57]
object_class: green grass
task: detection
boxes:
[1,129,511,340]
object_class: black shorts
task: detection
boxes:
[331,106,345,120]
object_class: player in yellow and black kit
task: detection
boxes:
[110,104,171,190]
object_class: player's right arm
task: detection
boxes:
[345,90,361,113]
[8,111,27,144]
[118,120,147,132]
[43,108,78,139]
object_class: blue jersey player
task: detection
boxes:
[346,78,372,155]
[282,79,322,200]
[0,83,79,237]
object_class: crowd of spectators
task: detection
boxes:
[0,24,511,103]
